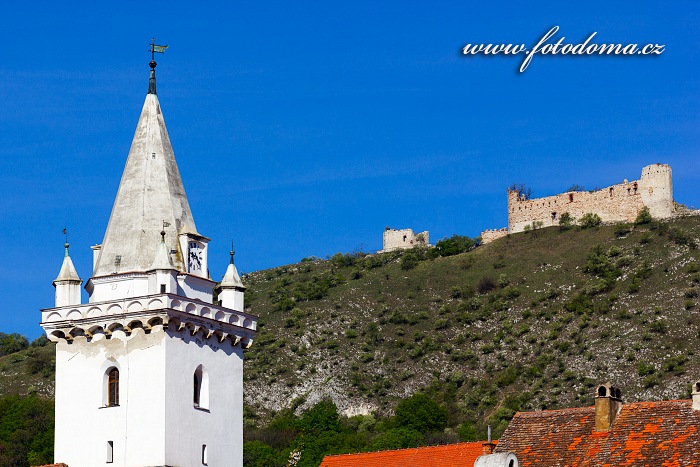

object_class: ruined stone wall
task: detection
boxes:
[481,228,508,244]
[381,228,429,252]
[507,164,673,234]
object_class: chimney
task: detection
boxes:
[482,425,496,455]
[594,383,622,431]
[692,381,700,411]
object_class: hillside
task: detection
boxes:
[4,215,700,441]
[242,215,700,435]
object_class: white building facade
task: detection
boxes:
[41,59,256,467]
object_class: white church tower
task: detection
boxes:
[41,48,257,467]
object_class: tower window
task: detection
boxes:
[194,372,200,407]
[160,284,166,293]
[194,364,209,410]
[107,440,114,463]
[105,367,119,407]
[202,444,208,465]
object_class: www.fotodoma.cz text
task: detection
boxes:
[462,26,664,72]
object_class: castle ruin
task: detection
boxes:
[381,227,430,252]
[481,163,675,243]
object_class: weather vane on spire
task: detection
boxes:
[148,38,168,95]
[150,38,168,62]
[230,241,235,264]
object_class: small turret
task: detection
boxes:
[53,243,82,307]
[218,246,246,311]
[148,230,178,295]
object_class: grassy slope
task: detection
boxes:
[0,343,54,398]
[243,216,700,433]
[3,216,700,438]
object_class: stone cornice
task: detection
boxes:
[41,293,257,348]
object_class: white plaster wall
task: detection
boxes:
[164,329,244,467]
[54,330,167,467]
[220,288,245,312]
[178,275,215,303]
[89,275,149,303]
[55,282,81,307]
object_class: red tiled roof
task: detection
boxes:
[320,441,488,467]
[496,399,700,466]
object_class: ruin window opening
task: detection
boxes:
[552,212,557,220]
[569,194,574,202]
[609,187,614,197]
[403,235,407,242]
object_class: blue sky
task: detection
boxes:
[1,1,698,338]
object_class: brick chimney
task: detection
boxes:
[482,425,496,455]
[594,383,622,431]
[692,381,700,411]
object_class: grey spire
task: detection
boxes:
[92,87,198,277]
[149,230,175,270]
[220,246,244,288]
[54,243,81,284]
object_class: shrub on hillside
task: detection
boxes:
[635,206,652,225]
[477,276,497,294]
[428,235,477,258]
[400,251,420,270]
[614,223,632,237]
[559,212,574,231]
[579,213,602,229]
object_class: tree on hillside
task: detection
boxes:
[0,394,54,467]
[0,333,28,357]
[394,393,448,433]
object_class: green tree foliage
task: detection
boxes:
[579,213,602,229]
[400,251,421,270]
[635,206,652,225]
[0,394,54,467]
[428,235,477,258]
[0,333,29,357]
[584,245,622,290]
[244,394,454,466]
[393,393,448,433]
[559,212,574,231]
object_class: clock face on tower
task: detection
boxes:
[188,241,203,273]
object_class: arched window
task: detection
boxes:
[193,364,209,410]
[106,367,119,407]
[194,372,201,407]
